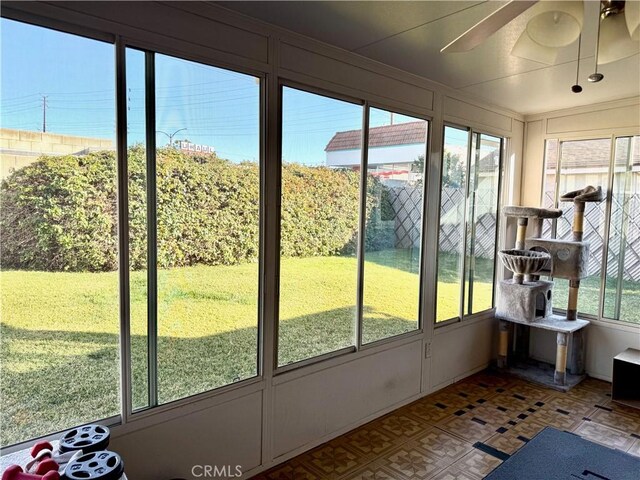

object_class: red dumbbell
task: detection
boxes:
[1,465,60,480]
[30,442,53,459]
[27,441,59,475]
[33,459,59,476]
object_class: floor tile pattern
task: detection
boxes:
[251,371,640,479]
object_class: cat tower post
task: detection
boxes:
[559,186,605,320]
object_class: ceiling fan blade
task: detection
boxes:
[441,0,539,53]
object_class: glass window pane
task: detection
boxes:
[278,87,362,366]
[604,136,640,323]
[436,126,469,322]
[126,48,149,410]
[153,54,260,404]
[0,19,118,445]
[542,139,558,238]
[362,108,427,344]
[464,133,501,314]
[553,139,610,317]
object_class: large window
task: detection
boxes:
[604,136,640,323]
[544,136,639,324]
[128,50,261,406]
[0,20,118,446]
[0,16,435,448]
[362,109,428,344]
[0,17,263,447]
[546,139,610,317]
[435,126,503,323]
[278,87,362,366]
[278,90,427,366]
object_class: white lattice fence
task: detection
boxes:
[471,190,500,259]
[542,190,640,281]
[437,187,464,254]
[605,194,640,281]
[387,187,423,249]
[388,186,498,259]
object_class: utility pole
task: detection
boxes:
[41,95,48,133]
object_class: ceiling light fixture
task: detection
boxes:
[598,4,640,64]
[443,0,639,72]
[511,29,559,64]
[626,0,640,40]
[526,1,584,48]
[511,1,583,64]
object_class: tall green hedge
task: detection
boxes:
[0,148,391,272]
[1,151,119,272]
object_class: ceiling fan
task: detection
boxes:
[441,0,640,66]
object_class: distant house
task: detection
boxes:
[325,121,503,189]
[543,138,640,202]
[325,121,427,184]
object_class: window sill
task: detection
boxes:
[587,317,640,332]
[552,309,640,332]
[1,416,121,457]
[434,309,496,335]
[273,329,424,386]
[120,376,265,433]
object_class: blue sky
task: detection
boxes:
[1,18,471,166]
[1,19,116,138]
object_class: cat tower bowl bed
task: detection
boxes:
[498,249,550,284]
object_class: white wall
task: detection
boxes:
[1,2,524,478]
[430,315,498,391]
[271,339,422,459]
[111,390,263,479]
[522,98,640,381]
[327,143,425,168]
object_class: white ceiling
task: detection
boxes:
[217,1,640,115]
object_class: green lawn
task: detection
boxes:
[552,275,640,322]
[0,250,471,446]
[4,251,636,447]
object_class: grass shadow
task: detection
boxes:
[1,305,416,446]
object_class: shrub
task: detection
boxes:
[281,163,362,257]
[0,152,118,272]
[1,148,390,272]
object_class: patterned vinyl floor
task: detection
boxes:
[251,370,640,479]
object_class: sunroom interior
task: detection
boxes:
[0,1,638,479]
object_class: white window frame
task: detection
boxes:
[541,133,640,325]
[434,124,506,327]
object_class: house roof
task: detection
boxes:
[325,121,427,152]
[325,121,503,173]
[545,138,640,170]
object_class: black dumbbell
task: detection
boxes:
[59,425,110,454]
[62,450,124,480]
